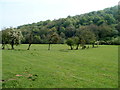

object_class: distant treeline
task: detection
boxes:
[1,6,120,49]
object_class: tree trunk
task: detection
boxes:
[92,43,95,48]
[70,46,73,50]
[76,44,79,50]
[27,44,31,50]
[48,43,51,50]
[11,39,14,49]
[11,44,14,50]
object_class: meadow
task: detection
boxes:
[2,44,118,88]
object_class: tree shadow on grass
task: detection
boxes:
[59,49,70,52]
[13,49,27,51]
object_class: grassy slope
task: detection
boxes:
[2,44,118,88]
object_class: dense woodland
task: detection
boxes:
[1,5,120,50]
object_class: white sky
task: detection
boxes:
[0,0,119,29]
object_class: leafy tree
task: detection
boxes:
[76,26,96,48]
[59,27,65,34]
[111,37,120,45]
[98,24,113,40]
[66,38,74,50]
[65,24,75,37]
[116,22,120,36]
[104,14,116,25]
[60,32,65,38]
[33,35,41,44]
[27,32,34,50]
[8,28,23,49]
[59,32,66,44]
[73,37,80,50]
[25,27,41,50]
[2,29,10,49]
[48,32,59,50]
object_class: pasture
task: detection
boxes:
[2,44,118,88]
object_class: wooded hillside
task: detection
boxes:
[2,6,120,45]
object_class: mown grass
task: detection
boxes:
[2,44,118,88]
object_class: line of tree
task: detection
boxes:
[1,5,120,50]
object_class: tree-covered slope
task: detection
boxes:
[2,6,120,45]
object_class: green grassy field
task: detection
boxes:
[2,44,118,88]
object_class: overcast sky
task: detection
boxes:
[0,0,119,30]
